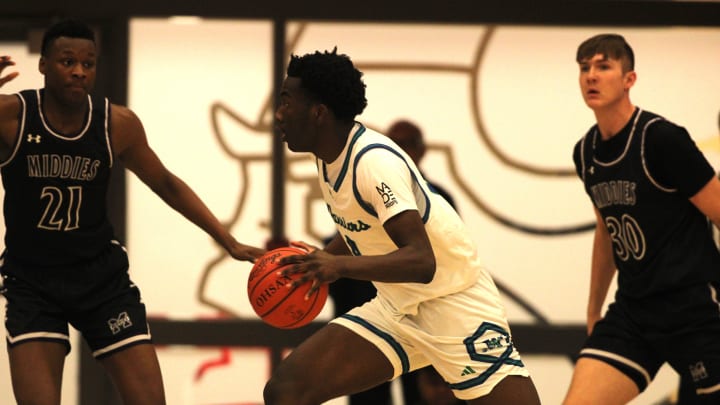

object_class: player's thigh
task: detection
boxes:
[563,357,639,405]
[70,243,152,358]
[99,343,165,405]
[273,323,394,395]
[8,341,67,405]
[468,375,540,405]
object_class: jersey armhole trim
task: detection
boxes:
[641,117,676,193]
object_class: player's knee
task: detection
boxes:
[263,377,280,405]
[13,390,60,405]
[12,380,61,405]
[264,371,317,405]
[263,374,298,405]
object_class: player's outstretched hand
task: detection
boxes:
[227,239,266,263]
[0,56,19,87]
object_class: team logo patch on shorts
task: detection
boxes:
[108,311,133,335]
[450,322,525,389]
[465,322,515,358]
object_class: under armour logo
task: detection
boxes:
[108,312,133,335]
[26,134,41,143]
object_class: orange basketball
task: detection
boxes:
[247,246,328,329]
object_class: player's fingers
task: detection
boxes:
[0,71,19,86]
[289,240,317,253]
[304,279,323,300]
[284,270,312,289]
[278,262,306,277]
[278,254,308,266]
[247,247,265,260]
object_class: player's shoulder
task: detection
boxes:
[350,126,396,158]
[640,109,683,133]
[109,103,143,130]
[573,125,595,153]
[110,103,138,119]
[641,110,690,148]
[0,93,22,140]
[0,93,21,115]
[354,125,389,146]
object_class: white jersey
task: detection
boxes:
[318,123,497,315]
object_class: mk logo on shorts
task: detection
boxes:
[690,361,709,382]
[108,312,133,335]
[376,182,397,208]
[481,335,511,353]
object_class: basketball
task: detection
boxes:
[247,246,329,329]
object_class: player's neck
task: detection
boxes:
[594,100,635,140]
[42,92,89,134]
[317,121,355,164]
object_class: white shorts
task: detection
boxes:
[331,280,530,400]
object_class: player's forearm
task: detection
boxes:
[587,226,616,318]
[335,246,435,284]
[324,234,351,255]
[153,173,234,249]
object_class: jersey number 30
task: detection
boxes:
[38,186,82,231]
[605,214,646,262]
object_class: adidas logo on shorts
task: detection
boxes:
[461,366,476,376]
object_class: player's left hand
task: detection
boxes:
[288,240,317,253]
[227,240,266,263]
[279,241,341,297]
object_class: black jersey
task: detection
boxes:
[0,89,115,266]
[573,107,720,299]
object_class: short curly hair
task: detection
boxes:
[41,19,96,57]
[287,48,367,122]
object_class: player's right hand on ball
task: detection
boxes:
[278,241,341,296]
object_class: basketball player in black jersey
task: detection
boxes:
[563,34,720,405]
[0,20,264,405]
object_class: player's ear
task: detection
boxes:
[623,70,636,91]
[313,103,329,124]
[38,56,46,75]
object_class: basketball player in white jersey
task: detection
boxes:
[263,48,541,405]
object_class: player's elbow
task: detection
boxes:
[416,254,436,284]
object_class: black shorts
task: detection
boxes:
[1,240,152,359]
[580,282,720,401]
